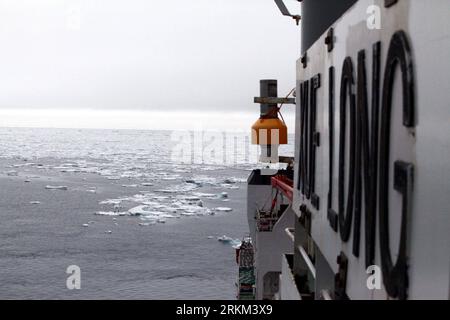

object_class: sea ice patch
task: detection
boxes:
[45,185,68,190]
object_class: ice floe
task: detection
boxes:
[54,165,81,173]
[155,183,199,194]
[6,170,18,176]
[192,192,216,199]
[122,184,138,188]
[45,185,68,190]
[94,178,236,225]
[214,207,233,212]
[99,199,123,205]
[217,235,241,247]
[95,211,129,216]
[0,129,257,229]
[139,222,156,226]
[220,184,239,190]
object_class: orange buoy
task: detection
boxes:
[251,118,287,145]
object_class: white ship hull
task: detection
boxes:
[244,0,450,300]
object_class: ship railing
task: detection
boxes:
[271,175,293,202]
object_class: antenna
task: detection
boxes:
[274,0,301,25]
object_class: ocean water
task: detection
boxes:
[0,127,293,299]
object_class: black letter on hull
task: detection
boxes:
[309,74,321,208]
[298,80,310,196]
[354,43,381,261]
[353,50,366,258]
[379,31,415,300]
[327,66,338,232]
[365,41,381,267]
[339,57,357,242]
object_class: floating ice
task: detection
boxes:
[82,223,89,227]
[98,169,113,176]
[54,166,81,173]
[180,212,195,216]
[223,177,247,184]
[6,170,18,176]
[60,163,79,167]
[139,222,156,226]
[220,184,239,190]
[95,211,129,216]
[177,195,201,201]
[217,235,233,242]
[217,235,241,247]
[192,192,216,199]
[185,179,201,185]
[128,205,150,216]
[172,168,190,173]
[45,185,68,190]
[0,129,251,228]
[187,175,219,186]
[197,165,225,171]
[214,207,233,212]
[99,199,122,205]
[159,214,177,219]
[155,183,199,193]
[129,205,177,219]
[152,195,169,201]
[29,201,41,205]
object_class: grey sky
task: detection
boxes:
[0,0,300,114]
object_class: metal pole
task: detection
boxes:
[259,80,278,118]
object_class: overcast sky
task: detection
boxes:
[0,0,300,130]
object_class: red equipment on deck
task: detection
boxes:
[270,175,293,202]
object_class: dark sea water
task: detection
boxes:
[0,128,265,299]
